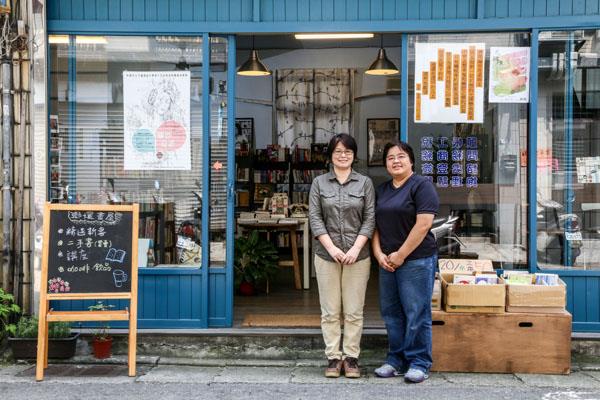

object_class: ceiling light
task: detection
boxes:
[365,35,399,76]
[295,33,374,40]
[48,35,69,44]
[237,37,271,77]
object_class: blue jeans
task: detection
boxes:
[379,254,437,373]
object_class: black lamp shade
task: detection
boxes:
[237,49,271,76]
[365,48,399,76]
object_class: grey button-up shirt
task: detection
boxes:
[308,170,376,262]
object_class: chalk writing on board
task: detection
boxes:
[48,208,133,293]
[67,211,123,226]
[106,248,126,263]
[113,269,128,287]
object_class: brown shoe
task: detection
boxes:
[343,357,361,378]
[325,358,343,378]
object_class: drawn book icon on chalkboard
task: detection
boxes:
[106,248,126,263]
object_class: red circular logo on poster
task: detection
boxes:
[155,120,186,152]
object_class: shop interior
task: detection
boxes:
[232,33,402,328]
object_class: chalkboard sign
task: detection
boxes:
[47,209,134,293]
[41,203,139,297]
[37,203,139,381]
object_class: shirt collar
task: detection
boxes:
[327,169,359,182]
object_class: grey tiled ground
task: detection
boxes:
[214,366,292,384]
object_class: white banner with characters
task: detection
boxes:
[123,71,191,170]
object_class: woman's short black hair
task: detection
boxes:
[327,133,357,161]
[383,140,416,171]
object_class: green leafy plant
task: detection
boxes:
[87,301,114,342]
[234,230,279,288]
[12,316,71,339]
[0,288,21,339]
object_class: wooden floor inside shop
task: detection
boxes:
[233,263,385,328]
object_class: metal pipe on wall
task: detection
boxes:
[1,58,12,292]
[1,58,12,293]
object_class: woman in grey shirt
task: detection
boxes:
[308,133,375,379]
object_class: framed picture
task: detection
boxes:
[367,118,400,166]
[235,118,254,156]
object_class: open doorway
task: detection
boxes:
[233,34,402,329]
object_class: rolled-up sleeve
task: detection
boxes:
[308,178,328,238]
[358,178,376,238]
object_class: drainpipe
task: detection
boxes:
[2,58,12,292]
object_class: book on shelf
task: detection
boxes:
[236,167,250,182]
[311,143,328,163]
[254,211,271,220]
[237,190,250,207]
[254,183,274,203]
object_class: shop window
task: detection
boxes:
[537,30,600,270]
[48,35,203,268]
[407,32,531,269]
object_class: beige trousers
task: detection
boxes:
[314,255,371,360]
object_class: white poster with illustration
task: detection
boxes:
[414,43,485,124]
[123,71,191,170]
[489,47,530,103]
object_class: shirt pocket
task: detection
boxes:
[347,191,365,209]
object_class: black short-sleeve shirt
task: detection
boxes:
[375,174,439,260]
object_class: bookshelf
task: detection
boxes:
[139,202,176,265]
[49,115,64,201]
[234,144,328,212]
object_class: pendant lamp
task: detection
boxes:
[365,35,399,76]
[237,36,271,76]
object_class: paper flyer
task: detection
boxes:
[489,47,530,103]
[123,71,191,170]
[414,43,485,124]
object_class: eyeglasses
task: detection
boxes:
[386,154,409,162]
[333,150,354,157]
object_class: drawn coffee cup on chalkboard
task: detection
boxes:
[113,270,128,288]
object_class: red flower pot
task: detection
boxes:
[239,281,255,296]
[92,337,113,359]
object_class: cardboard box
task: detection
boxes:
[506,279,566,313]
[438,259,493,273]
[441,273,505,313]
[431,278,441,311]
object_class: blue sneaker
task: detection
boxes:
[404,368,429,383]
[374,363,403,378]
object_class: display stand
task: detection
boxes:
[36,203,139,381]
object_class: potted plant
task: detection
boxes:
[234,230,279,295]
[87,301,114,359]
[0,288,20,341]
[8,316,79,359]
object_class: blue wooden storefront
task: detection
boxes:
[47,0,600,331]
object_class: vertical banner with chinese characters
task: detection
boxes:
[414,43,485,124]
[488,47,530,103]
[123,71,191,170]
[420,136,479,188]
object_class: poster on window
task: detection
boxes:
[414,43,485,124]
[488,47,530,103]
[123,71,191,170]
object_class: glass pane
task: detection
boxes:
[537,30,600,270]
[408,33,530,269]
[209,36,228,267]
[48,35,203,268]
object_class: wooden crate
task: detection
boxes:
[431,310,571,374]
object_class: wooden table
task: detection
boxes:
[237,220,302,290]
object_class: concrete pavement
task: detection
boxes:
[2,357,600,399]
